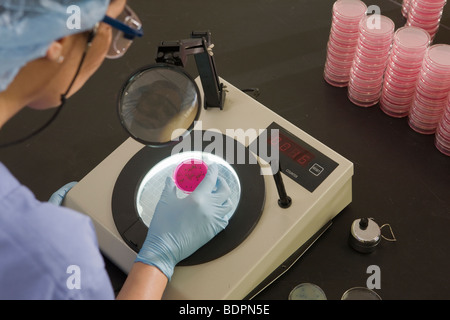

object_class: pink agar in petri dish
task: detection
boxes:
[173,159,208,193]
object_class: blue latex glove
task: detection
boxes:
[136,163,233,280]
[48,182,77,206]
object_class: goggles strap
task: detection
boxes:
[0,29,96,148]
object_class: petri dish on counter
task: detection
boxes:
[288,283,327,300]
[341,287,382,300]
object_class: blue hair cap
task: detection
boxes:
[0,0,110,92]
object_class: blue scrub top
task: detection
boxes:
[0,163,115,300]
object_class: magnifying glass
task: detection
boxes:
[118,63,201,147]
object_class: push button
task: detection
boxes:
[309,163,324,176]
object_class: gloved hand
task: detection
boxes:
[48,182,77,206]
[136,163,233,280]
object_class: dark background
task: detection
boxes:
[1,0,449,300]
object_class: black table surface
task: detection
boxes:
[1,0,449,300]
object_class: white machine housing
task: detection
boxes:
[64,79,353,299]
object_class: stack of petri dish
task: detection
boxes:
[348,15,395,107]
[324,0,368,87]
[406,0,448,40]
[435,93,450,156]
[380,27,430,118]
[408,44,450,134]
[402,0,411,18]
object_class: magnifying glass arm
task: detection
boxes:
[156,31,226,110]
[192,34,226,110]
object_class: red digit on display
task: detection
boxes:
[270,136,281,146]
[288,148,302,159]
[297,153,313,167]
[280,142,291,152]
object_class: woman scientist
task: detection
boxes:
[0,0,232,299]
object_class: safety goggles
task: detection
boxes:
[102,5,144,59]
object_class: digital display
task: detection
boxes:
[250,122,339,193]
[269,133,315,167]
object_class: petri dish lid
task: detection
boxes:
[118,63,201,147]
[426,44,450,70]
[394,26,431,50]
[333,0,368,21]
[288,283,327,300]
[341,287,382,300]
[360,15,395,37]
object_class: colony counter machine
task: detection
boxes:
[64,32,353,299]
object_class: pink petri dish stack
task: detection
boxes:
[408,44,450,134]
[348,15,395,107]
[402,0,411,18]
[324,0,368,87]
[406,0,448,40]
[380,27,430,118]
[173,159,208,194]
[435,94,450,156]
